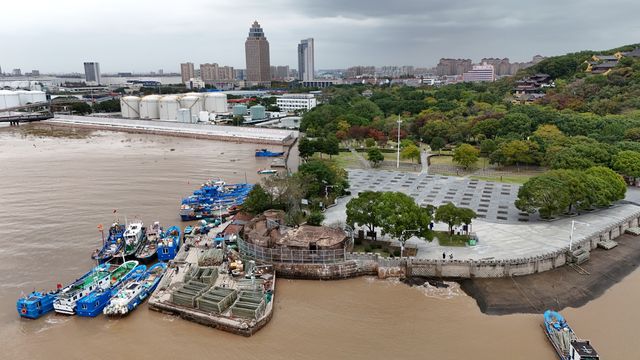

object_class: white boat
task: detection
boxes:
[123,221,144,258]
[103,262,167,316]
[52,263,112,315]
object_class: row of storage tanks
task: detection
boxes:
[120,92,228,121]
[0,90,47,110]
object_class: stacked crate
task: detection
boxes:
[230,290,266,319]
[170,281,210,308]
[196,287,238,314]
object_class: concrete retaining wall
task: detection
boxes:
[243,213,640,280]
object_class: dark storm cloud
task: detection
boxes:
[0,0,638,72]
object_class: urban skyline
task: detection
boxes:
[2,0,639,73]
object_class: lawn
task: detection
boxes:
[429,155,489,169]
[434,231,470,247]
[469,174,533,184]
[312,151,361,168]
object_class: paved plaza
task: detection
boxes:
[347,168,535,223]
[325,169,640,261]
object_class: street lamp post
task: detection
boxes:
[569,220,590,251]
[400,229,419,257]
[396,115,402,168]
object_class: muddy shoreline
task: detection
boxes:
[404,233,640,315]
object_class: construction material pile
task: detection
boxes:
[198,248,224,267]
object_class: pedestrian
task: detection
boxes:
[449,253,453,260]
[442,252,446,260]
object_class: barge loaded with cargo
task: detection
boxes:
[148,220,275,336]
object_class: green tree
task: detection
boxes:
[346,191,383,234]
[515,174,571,219]
[498,113,532,139]
[298,137,316,160]
[612,150,640,178]
[452,143,479,169]
[364,138,376,148]
[306,210,325,226]
[584,166,626,203]
[434,203,476,234]
[71,102,92,115]
[479,139,497,156]
[624,127,640,141]
[242,184,273,215]
[548,147,596,170]
[322,136,340,159]
[367,148,384,168]
[430,137,446,153]
[93,99,121,113]
[378,192,432,246]
[400,144,421,163]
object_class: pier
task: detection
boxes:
[148,221,276,336]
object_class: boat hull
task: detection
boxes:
[17,292,57,319]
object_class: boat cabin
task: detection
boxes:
[570,340,599,360]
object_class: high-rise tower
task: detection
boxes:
[298,38,315,82]
[84,62,101,84]
[245,21,271,85]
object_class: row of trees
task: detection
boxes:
[515,167,626,219]
[346,191,477,245]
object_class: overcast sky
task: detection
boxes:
[1,0,639,73]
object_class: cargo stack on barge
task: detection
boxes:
[148,220,275,336]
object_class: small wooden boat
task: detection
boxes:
[135,221,162,263]
[76,263,145,317]
[103,262,168,317]
[157,226,181,261]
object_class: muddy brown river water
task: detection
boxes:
[0,126,636,359]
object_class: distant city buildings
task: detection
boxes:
[271,65,290,81]
[345,66,375,78]
[462,63,495,82]
[180,62,194,84]
[83,62,101,84]
[245,21,271,85]
[200,63,235,82]
[377,66,415,78]
[12,68,21,76]
[297,38,315,82]
[436,59,472,76]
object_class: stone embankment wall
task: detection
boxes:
[251,213,640,280]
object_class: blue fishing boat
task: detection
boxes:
[92,222,126,263]
[76,263,145,317]
[255,148,285,157]
[53,263,113,315]
[135,221,163,263]
[179,179,253,221]
[103,262,168,317]
[542,310,599,360]
[17,290,59,319]
[157,226,181,261]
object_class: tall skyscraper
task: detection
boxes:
[245,21,271,84]
[83,62,100,84]
[180,62,195,84]
[297,38,315,82]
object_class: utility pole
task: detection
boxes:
[569,220,590,251]
[396,115,402,168]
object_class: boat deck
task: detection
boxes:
[148,221,275,336]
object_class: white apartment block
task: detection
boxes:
[276,93,317,112]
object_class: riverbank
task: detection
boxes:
[456,233,640,315]
[45,115,298,145]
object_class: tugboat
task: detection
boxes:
[255,148,285,157]
[542,310,599,359]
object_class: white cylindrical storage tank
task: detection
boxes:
[179,95,203,116]
[177,108,191,123]
[16,90,34,105]
[120,96,141,119]
[139,95,161,119]
[198,111,209,122]
[0,90,20,110]
[204,93,228,113]
[159,95,181,121]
